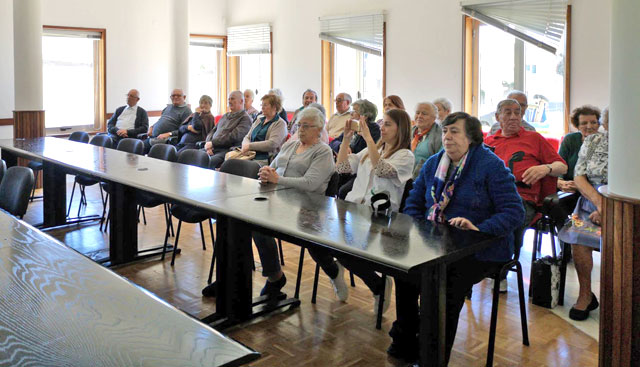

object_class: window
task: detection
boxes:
[42,26,105,134]
[227,24,272,100]
[319,13,385,115]
[462,1,570,137]
[189,35,226,115]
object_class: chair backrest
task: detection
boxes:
[219,159,261,179]
[399,179,414,213]
[89,134,113,149]
[148,144,178,162]
[69,131,90,143]
[117,138,145,155]
[325,172,340,197]
[177,149,210,169]
[0,159,6,184]
[0,166,35,218]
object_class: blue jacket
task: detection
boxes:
[404,144,524,262]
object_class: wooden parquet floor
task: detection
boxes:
[23,181,599,367]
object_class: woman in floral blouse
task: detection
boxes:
[560,107,609,321]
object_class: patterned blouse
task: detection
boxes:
[574,131,608,186]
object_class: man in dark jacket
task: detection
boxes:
[204,91,252,169]
[107,89,149,144]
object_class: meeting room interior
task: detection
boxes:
[1,0,639,366]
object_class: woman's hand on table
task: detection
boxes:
[448,217,479,231]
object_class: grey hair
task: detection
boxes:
[268,88,284,101]
[496,99,521,114]
[302,89,318,101]
[229,90,244,103]
[416,101,438,115]
[339,92,352,104]
[199,95,213,105]
[506,90,528,104]
[433,97,453,113]
[243,89,255,99]
[352,99,377,123]
[306,102,326,120]
[602,106,609,126]
[297,107,325,130]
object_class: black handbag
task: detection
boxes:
[531,255,561,308]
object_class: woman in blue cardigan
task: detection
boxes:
[388,112,524,364]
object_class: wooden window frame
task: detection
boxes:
[228,32,273,98]
[321,22,386,117]
[190,34,228,114]
[462,6,572,135]
[43,25,106,134]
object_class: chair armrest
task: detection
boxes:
[167,136,179,145]
[137,133,148,140]
[195,141,206,149]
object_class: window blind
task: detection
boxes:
[227,23,271,56]
[43,28,102,39]
[190,37,224,49]
[319,12,384,56]
[461,0,568,54]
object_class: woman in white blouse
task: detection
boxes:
[307,109,414,312]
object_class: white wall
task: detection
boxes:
[570,0,611,110]
[225,0,465,113]
[190,0,226,35]
[0,0,15,138]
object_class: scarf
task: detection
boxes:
[427,151,469,223]
[411,125,432,151]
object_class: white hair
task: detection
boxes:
[433,97,453,113]
[297,107,325,129]
[244,89,255,99]
[268,88,284,101]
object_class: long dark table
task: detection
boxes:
[1,137,500,367]
[0,210,259,367]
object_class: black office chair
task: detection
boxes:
[136,144,178,235]
[68,134,112,219]
[0,166,35,219]
[100,138,145,231]
[204,159,262,282]
[29,131,90,202]
[164,149,215,266]
[0,159,6,184]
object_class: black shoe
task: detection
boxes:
[260,274,287,297]
[387,341,418,363]
[569,292,599,321]
[202,282,217,297]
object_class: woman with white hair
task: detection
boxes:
[243,89,259,120]
[290,102,329,144]
[268,88,289,123]
[411,102,442,178]
[433,97,454,124]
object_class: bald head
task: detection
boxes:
[228,90,244,112]
[126,89,140,107]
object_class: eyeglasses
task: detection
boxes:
[298,124,317,130]
[170,94,184,98]
[126,94,139,98]
[335,98,345,103]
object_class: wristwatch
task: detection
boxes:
[546,164,553,174]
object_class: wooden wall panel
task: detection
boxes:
[599,186,640,367]
[13,110,45,187]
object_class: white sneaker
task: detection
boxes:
[330,262,349,302]
[374,276,393,315]
[499,279,508,293]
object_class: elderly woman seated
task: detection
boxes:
[202,106,334,298]
[239,93,288,165]
[411,102,442,178]
[329,99,381,154]
[433,97,454,124]
[557,105,602,192]
[290,102,330,144]
[308,109,414,311]
[175,95,216,152]
[559,107,609,321]
[388,112,524,363]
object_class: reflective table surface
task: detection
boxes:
[0,210,259,367]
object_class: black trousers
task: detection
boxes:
[391,255,503,364]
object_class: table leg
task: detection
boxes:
[42,162,66,227]
[213,215,254,322]
[108,182,138,265]
[419,263,447,367]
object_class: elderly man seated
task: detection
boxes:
[143,88,192,153]
[289,89,318,133]
[107,89,149,144]
[484,98,567,291]
[326,92,353,139]
[203,91,252,169]
[489,90,537,135]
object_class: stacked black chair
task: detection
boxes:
[67,134,111,220]
[0,166,35,219]
[136,144,178,237]
[100,138,145,231]
[0,159,6,184]
[29,131,90,202]
[164,149,215,266]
